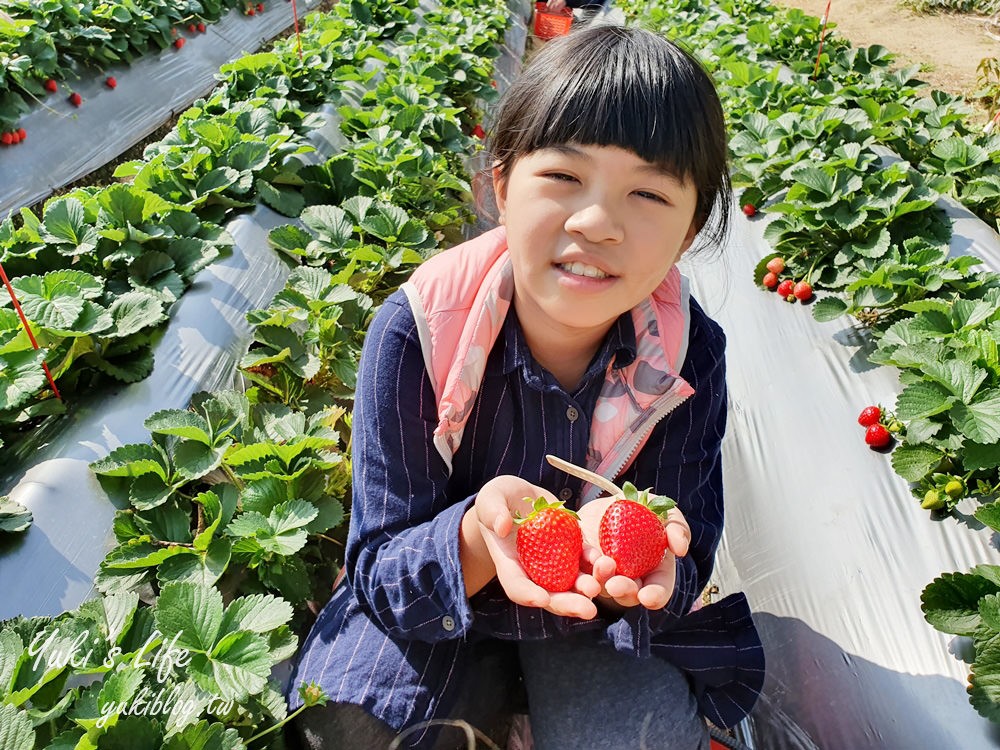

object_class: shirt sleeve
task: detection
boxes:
[604,298,729,656]
[345,293,478,642]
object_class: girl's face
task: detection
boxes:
[493,144,700,347]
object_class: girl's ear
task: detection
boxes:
[492,165,508,224]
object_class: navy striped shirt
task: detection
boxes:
[287,287,763,743]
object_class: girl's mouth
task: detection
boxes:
[556,261,611,279]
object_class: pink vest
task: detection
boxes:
[401,226,695,503]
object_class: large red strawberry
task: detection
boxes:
[857,405,881,427]
[598,483,676,579]
[515,497,582,593]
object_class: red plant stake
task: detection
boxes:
[813,0,833,79]
[290,0,303,60]
[0,261,62,400]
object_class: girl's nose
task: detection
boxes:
[563,199,624,244]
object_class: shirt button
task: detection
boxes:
[559,487,573,502]
[566,406,579,422]
[442,616,455,632]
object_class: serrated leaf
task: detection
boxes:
[811,296,848,322]
[970,638,1000,722]
[173,441,228,482]
[162,718,245,750]
[964,442,1000,472]
[155,583,224,653]
[923,360,988,404]
[0,498,32,533]
[895,380,953,420]
[951,392,1000,444]
[197,631,271,702]
[0,703,34,750]
[90,443,168,481]
[104,540,193,570]
[157,538,231,588]
[103,591,140,645]
[145,410,212,444]
[0,350,48,411]
[922,571,1000,636]
[976,501,1000,534]
[219,594,293,636]
[890,443,942,482]
[108,291,167,338]
[258,182,305,218]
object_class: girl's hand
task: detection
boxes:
[577,496,692,611]
[546,0,568,11]
[474,475,602,620]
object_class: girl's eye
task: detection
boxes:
[635,190,668,204]
[545,172,578,183]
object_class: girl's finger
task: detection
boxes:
[637,584,671,610]
[574,571,602,599]
[664,508,691,557]
[548,592,598,620]
[604,575,640,605]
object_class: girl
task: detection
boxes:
[287,23,764,750]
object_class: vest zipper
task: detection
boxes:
[582,377,692,504]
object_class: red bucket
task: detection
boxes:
[533,2,573,40]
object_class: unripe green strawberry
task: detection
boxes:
[599,483,676,579]
[515,497,582,592]
[944,480,964,500]
[921,490,944,510]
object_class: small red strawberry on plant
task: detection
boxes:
[174,37,186,49]
[1,132,12,146]
[105,76,117,89]
[10,130,20,144]
[599,482,676,579]
[776,279,794,300]
[16,128,26,142]
[69,92,82,107]
[44,78,58,93]
[793,281,813,302]
[197,22,206,32]
[857,405,881,427]
[515,497,583,593]
[864,424,891,448]
[766,257,785,275]
[256,2,264,11]
[471,124,486,139]
[188,23,197,32]
[742,203,756,217]
[762,272,778,290]
[246,6,256,14]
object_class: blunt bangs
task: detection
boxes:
[488,24,731,246]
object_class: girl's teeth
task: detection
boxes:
[560,262,608,279]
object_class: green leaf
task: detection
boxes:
[951,391,1000,444]
[811,296,848,322]
[0,498,32,534]
[301,205,353,246]
[162,719,244,750]
[922,360,988,404]
[895,380,953,420]
[90,444,168,481]
[977,502,1000,535]
[258,182,305,218]
[103,591,140,646]
[219,594,293,637]
[890,443,942,482]
[155,582,224,653]
[200,631,272,701]
[964,442,1000,472]
[922,571,1000,636]
[157,539,231,588]
[970,638,1000,722]
[0,703,34,750]
[109,291,167,337]
[0,350,48,411]
[41,197,97,255]
[103,540,193,570]
[145,410,212,444]
[173,441,228,482]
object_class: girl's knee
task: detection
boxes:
[292,701,397,750]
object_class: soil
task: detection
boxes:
[773,0,998,118]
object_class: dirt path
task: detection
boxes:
[774,0,997,115]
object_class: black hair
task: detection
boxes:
[487,23,731,250]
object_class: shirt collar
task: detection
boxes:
[487,308,638,381]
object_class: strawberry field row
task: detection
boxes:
[0,0,274,136]
[622,0,1000,724]
[0,0,512,746]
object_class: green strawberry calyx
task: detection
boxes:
[620,482,677,520]
[513,496,581,524]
